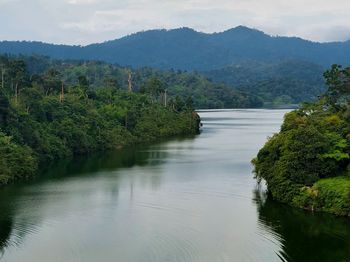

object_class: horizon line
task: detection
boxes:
[0,26,349,47]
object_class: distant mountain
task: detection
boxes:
[204,60,326,104]
[0,26,350,70]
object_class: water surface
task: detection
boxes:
[1,109,350,262]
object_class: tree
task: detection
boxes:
[8,60,29,103]
[185,96,194,110]
[0,89,9,125]
[143,76,165,102]
[323,64,350,107]
[78,75,89,99]
[78,75,89,89]
[103,76,120,89]
[174,96,185,111]
[42,69,62,95]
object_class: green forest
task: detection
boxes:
[4,55,329,109]
[253,64,350,216]
[0,55,201,186]
[19,55,263,109]
[204,60,326,106]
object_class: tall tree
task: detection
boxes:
[323,65,350,107]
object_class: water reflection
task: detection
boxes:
[0,145,159,256]
[0,196,15,258]
[254,189,350,262]
[1,110,350,262]
[0,136,199,260]
[38,146,162,179]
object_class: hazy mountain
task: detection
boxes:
[1,26,349,70]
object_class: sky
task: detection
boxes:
[1,0,350,45]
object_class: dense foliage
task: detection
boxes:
[204,60,326,106]
[0,27,346,110]
[253,65,350,216]
[1,27,350,70]
[0,55,201,186]
[15,55,263,109]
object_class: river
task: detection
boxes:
[0,109,350,262]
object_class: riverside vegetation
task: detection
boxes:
[253,64,350,216]
[0,55,201,186]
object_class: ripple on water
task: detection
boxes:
[4,109,330,262]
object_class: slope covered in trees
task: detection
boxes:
[0,26,350,71]
[16,55,263,109]
[0,55,201,186]
[204,60,326,105]
[253,65,350,216]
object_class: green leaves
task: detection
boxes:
[323,64,350,108]
[0,55,201,186]
[0,132,37,185]
[253,93,350,211]
[321,132,349,161]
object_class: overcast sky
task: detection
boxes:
[1,0,350,45]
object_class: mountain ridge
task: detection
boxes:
[0,26,349,70]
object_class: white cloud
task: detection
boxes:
[66,0,102,5]
[0,0,350,44]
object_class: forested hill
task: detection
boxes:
[0,26,350,70]
[204,60,326,105]
[16,55,262,108]
[0,55,327,107]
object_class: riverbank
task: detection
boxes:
[3,109,350,262]
[0,56,203,187]
[253,104,350,217]
[0,90,200,187]
[253,65,350,217]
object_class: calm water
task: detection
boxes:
[1,109,350,262]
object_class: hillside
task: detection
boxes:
[1,27,350,71]
[204,60,326,105]
[17,55,262,109]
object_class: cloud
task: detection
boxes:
[0,0,15,4]
[0,0,349,44]
[66,0,105,5]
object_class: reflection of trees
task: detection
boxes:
[0,188,18,257]
[38,146,154,180]
[0,215,13,257]
[37,135,196,180]
[254,189,350,262]
[0,141,178,255]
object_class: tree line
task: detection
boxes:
[12,55,263,109]
[253,64,350,216]
[0,55,200,186]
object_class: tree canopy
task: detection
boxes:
[0,55,201,186]
[253,64,350,216]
